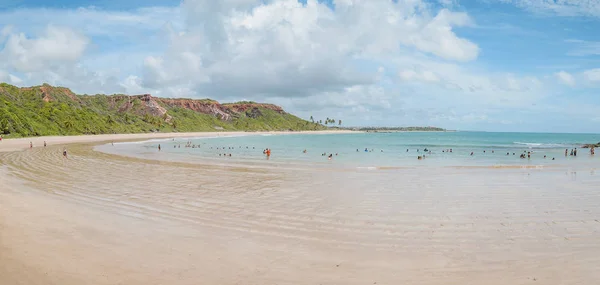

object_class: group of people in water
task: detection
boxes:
[149,139,599,163]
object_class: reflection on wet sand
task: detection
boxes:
[1,144,599,285]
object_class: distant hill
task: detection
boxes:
[0,83,326,137]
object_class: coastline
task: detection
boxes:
[0,130,357,152]
[1,131,600,284]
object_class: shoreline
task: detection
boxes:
[1,131,600,284]
[0,130,357,153]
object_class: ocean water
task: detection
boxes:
[97,131,600,168]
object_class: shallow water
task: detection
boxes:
[2,140,600,284]
[96,131,600,169]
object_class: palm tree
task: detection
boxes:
[310,115,314,123]
[63,119,74,129]
[338,119,342,126]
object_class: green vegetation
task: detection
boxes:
[0,83,326,138]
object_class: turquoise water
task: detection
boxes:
[100,132,600,168]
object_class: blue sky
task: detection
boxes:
[1,0,600,132]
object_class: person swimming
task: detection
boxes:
[63,148,68,158]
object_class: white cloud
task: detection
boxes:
[564,39,600,56]
[555,71,575,86]
[499,0,600,17]
[134,0,482,103]
[398,69,440,82]
[583,68,600,82]
[0,0,589,130]
[0,25,89,72]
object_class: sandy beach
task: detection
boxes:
[1,132,600,285]
[0,130,355,152]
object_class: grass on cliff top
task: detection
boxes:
[0,83,325,138]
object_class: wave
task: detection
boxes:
[512,142,572,148]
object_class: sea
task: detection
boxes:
[96,131,600,169]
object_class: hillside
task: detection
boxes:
[0,83,326,137]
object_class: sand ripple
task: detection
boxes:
[1,145,600,285]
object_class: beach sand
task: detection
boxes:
[1,132,599,285]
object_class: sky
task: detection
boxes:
[1,0,600,132]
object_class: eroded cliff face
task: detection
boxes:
[39,84,79,102]
[223,103,284,114]
[157,98,232,121]
[24,85,288,121]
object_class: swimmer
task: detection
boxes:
[44,141,47,147]
[63,148,68,158]
[328,154,333,160]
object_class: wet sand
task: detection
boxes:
[1,137,600,284]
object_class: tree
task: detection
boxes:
[106,115,115,124]
[63,119,74,129]
[0,118,9,134]
[310,115,314,123]
[339,119,342,126]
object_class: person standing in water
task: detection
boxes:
[44,141,47,147]
[30,141,33,149]
[158,144,161,151]
[63,148,68,159]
